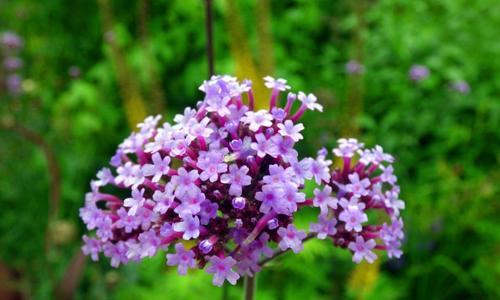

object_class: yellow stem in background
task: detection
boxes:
[255,0,275,76]
[342,3,381,296]
[348,260,380,300]
[225,0,268,110]
[342,0,366,137]
[97,0,148,129]
[138,0,166,114]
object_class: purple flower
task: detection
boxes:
[152,188,174,214]
[123,187,146,216]
[242,110,273,131]
[409,64,430,81]
[380,218,404,242]
[96,217,113,241]
[251,133,276,158]
[82,235,101,261]
[103,241,128,267]
[137,229,162,258]
[346,59,364,75]
[262,164,288,185]
[310,215,337,239]
[270,135,297,162]
[313,186,338,215]
[311,156,332,184]
[79,201,105,230]
[384,190,405,216]
[263,76,290,91]
[297,92,322,112]
[199,201,219,225]
[345,173,371,197]
[137,206,158,230]
[220,164,252,196]
[160,223,173,237]
[277,120,304,142]
[289,157,313,184]
[197,150,227,182]
[385,239,403,258]
[142,153,171,182]
[348,236,377,263]
[333,138,364,158]
[95,168,114,186]
[271,107,287,121]
[172,167,199,197]
[174,192,205,215]
[250,233,274,257]
[114,207,141,233]
[206,256,240,286]
[277,224,306,253]
[167,243,197,275]
[282,183,305,214]
[380,165,397,185]
[173,215,200,240]
[339,198,368,232]
[371,145,394,163]
[255,184,285,213]
[115,162,144,187]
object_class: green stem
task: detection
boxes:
[243,275,256,300]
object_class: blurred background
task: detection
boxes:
[1,0,499,299]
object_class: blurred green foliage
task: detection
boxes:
[0,0,499,299]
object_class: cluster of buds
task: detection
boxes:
[80,75,404,286]
[0,31,24,97]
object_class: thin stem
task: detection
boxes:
[204,0,215,76]
[243,275,256,300]
[221,282,229,300]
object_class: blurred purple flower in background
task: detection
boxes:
[3,57,23,71]
[1,31,23,51]
[6,74,22,96]
[345,59,364,75]
[68,65,81,78]
[409,64,430,81]
[451,80,470,94]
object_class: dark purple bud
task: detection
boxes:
[230,139,243,151]
[232,197,246,210]
[198,239,213,254]
[265,128,274,136]
[267,218,279,230]
[213,190,223,200]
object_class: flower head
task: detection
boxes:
[79,75,404,286]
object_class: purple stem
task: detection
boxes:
[290,103,307,122]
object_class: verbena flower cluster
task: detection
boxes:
[80,75,405,286]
